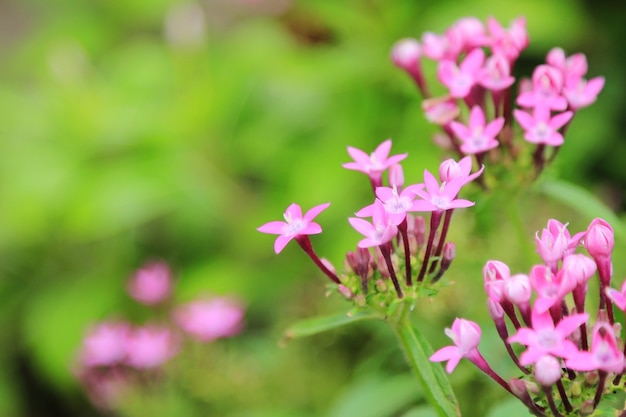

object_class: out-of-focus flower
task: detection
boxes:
[342,139,407,188]
[174,298,244,342]
[124,326,179,369]
[437,48,485,98]
[449,106,504,154]
[128,262,173,305]
[430,318,482,373]
[80,321,130,367]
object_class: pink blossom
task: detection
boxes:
[450,106,504,154]
[257,202,330,254]
[421,31,461,61]
[478,53,515,91]
[563,76,605,111]
[513,104,573,146]
[546,48,588,80]
[438,156,484,185]
[124,325,179,369]
[508,307,588,366]
[430,318,482,373]
[562,254,597,286]
[451,17,490,51]
[391,38,421,71]
[422,96,460,125]
[174,297,245,342]
[437,48,485,98]
[516,65,568,110]
[349,199,398,248]
[483,260,511,303]
[535,219,571,270]
[503,273,532,306]
[127,262,172,305]
[487,16,528,62]
[80,321,130,367]
[566,322,624,373]
[342,139,407,187]
[412,170,475,212]
[584,218,614,261]
[606,281,626,311]
[534,355,563,386]
[529,264,577,313]
[355,184,424,226]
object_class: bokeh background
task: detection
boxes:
[1,0,625,416]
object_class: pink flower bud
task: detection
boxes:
[388,164,404,188]
[174,297,244,342]
[80,321,130,367]
[337,284,354,300]
[127,262,172,305]
[584,218,614,260]
[483,260,510,303]
[422,96,460,126]
[534,355,562,386]
[487,298,504,320]
[504,274,532,305]
[391,38,421,70]
[562,254,596,285]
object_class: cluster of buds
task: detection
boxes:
[391,16,604,177]
[75,262,244,410]
[431,218,626,416]
[258,139,482,311]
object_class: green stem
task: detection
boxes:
[389,303,461,417]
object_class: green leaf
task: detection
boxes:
[393,320,460,417]
[282,311,381,344]
[537,178,626,241]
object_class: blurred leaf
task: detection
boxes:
[327,373,421,417]
[485,397,532,417]
[537,178,626,241]
[400,406,439,417]
[282,311,381,343]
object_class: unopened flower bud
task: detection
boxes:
[504,274,532,305]
[355,294,366,308]
[584,218,614,260]
[534,355,562,386]
[414,216,426,249]
[388,164,404,188]
[487,298,504,320]
[570,381,582,397]
[375,279,388,293]
[562,254,596,285]
[338,284,354,300]
[391,38,421,70]
[584,371,598,386]
[128,262,172,305]
[442,242,456,267]
[321,258,336,275]
[579,399,594,416]
[423,96,460,126]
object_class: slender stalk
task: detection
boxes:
[296,236,340,284]
[542,386,563,417]
[398,220,413,286]
[594,371,608,408]
[428,210,454,274]
[417,211,443,282]
[556,379,572,413]
[379,243,403,299]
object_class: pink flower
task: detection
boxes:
[349,199,398,248]
[487,16,528,62]
[508,307,588,366]
[257,202,330,254]
[342,139,407,187]
[535,219,570,270]
[80,321,130,367]
[355,184,423,226]
[529,264,577,313]
[584,218,614,261]
[412,170,475,212]
[421,31,461,61]
[546,48,588,80]
[606,281,626,311]
[391,38,421,70]
[483,260,510,303]
[127,262,172,305]
[422,96,460,125]
[450,106,504,154]
[534,355,563,386]
[478,53,515,91]
[513,104,573,146]
[174,297,245,342]
[503,273,532,306]
[438,156,485,186]
[563,76,605,111]
[562,254,597,286]
[124,326,179,369]
[566,322,624,373]
[516,65,568,110]
[451,17,490,51]
[430,318,482,373]
[437,48,485,98]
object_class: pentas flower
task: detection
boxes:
[80,322,130,368]
[534,355,563,386]
[584,218,614,261]
[430,318,482,373]
[421,31,461,61]
[343,139,407,188]
[546,47,588,81]
[257,202,330,254]
[355,184,424,226]
[438,155,484,185]
[508,307,588,366]
[535,219,571,271]
[452,17,490,51]
[127,262,172,305]
[483,260,511,303]
[516,65,568,110]
[437,48,485,98]
[174,297,245,342]
[412,170,475,212]
[529,264,577,313]
[478,53,515,91]
[487,16,529,62]
[349,200,398,248]
[422,96,460,125]
[449,106,504,154]
[563,76,605,110]
[124,326,179,369]
[566,322,624,374]
[513,104,573,146]
[607,281,626,311]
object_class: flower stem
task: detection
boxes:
[417,211,443,282]
[429,210,454,274]
[296,236,340,284]
[380,243,403,299]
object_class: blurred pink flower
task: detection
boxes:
[80,321,130,367]
[430,318,482,373]
[449,106,504,154]
[566,321,624,374]
[124,325,179,369]
[437,48,484,98]
[174,298,244,342]
[128,262,173,305]
[342,139,407,188]
[349,199,398,248]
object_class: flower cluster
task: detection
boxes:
[75,261,244,410]
[258,139,482,310]
[391,16,604,177]
[431,218,626,416]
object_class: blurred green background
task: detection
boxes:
[1,0,625,416]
